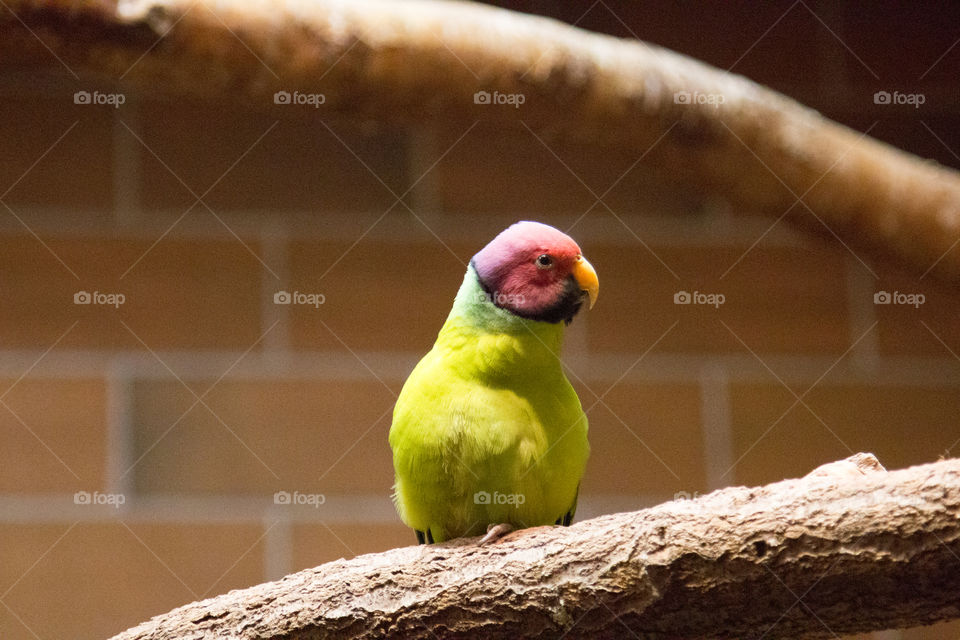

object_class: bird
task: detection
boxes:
[389,221,598,544]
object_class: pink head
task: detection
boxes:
[471,221,599,324]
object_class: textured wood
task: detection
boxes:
[2,0,960,285]
[109,454,960,639]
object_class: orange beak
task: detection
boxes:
[571,255,599,309]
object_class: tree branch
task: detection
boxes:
[109,454,960,639]
[3,0,960,284]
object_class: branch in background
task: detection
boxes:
[2,0,960,284]
[109,454,960,639]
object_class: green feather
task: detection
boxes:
[389,265,589,542]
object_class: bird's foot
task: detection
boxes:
[478,523,514,545]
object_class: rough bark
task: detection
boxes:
[108,454,960,640]
[3,0,960,285]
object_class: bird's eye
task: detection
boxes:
[536,254,553,269]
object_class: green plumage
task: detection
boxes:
[389,266,589,542]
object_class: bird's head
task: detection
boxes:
[470,221,599,324]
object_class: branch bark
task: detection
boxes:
[3,0,960,284]
[109,454,960,640]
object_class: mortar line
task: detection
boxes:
[1,351,960,386]
[104,360,135,500]
[112,92,141,227]
[260,222,290,353]
[263,516,293,580]
[700,363,735,489]
[845,255,880,373]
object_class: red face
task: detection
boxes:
[471,222,598,324]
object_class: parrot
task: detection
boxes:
[389,221,599,544]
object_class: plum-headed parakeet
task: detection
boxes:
[389,221,599,544]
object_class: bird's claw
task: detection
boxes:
[478,523,514,545]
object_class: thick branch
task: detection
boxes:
[110,454,960,639]
[3,0,960,284]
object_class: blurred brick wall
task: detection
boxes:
[1,1,959,639]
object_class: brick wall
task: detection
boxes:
[1,2,959,639]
